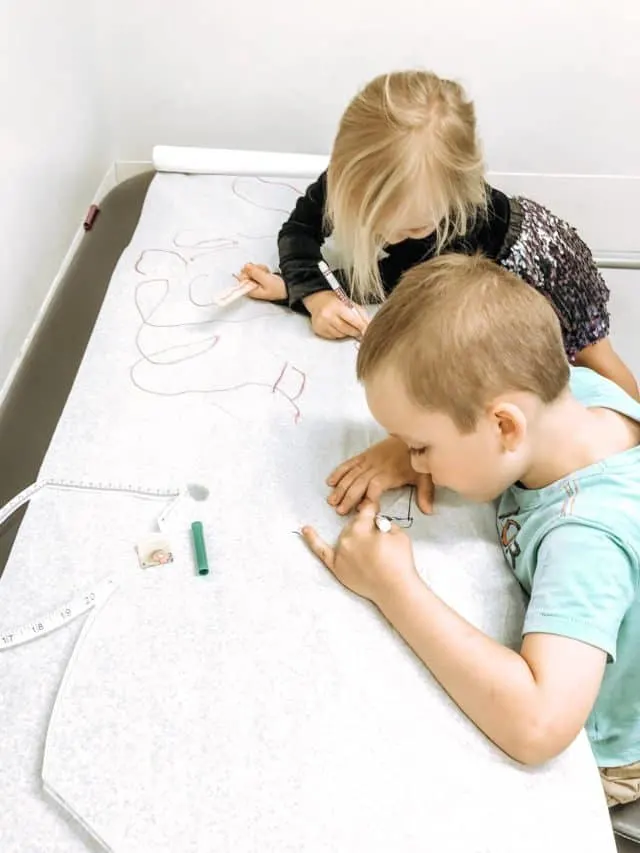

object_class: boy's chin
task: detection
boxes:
[457,484,505,504]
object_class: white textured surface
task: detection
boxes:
[1,174,615,851]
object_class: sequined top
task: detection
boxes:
[277,173,610,361]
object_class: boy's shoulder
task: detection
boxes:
[569,366,640,416]
[498,367,640,562]
[566,366,640,493]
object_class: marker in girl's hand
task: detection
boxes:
[318,261,360,316]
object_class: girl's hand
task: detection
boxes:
[301,500,418,604]
[303,291,369,340]
[327,437,434,516]
[237,263,287,301]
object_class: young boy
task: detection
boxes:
[301,254,640,807]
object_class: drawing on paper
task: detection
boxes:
[129,177,308,423]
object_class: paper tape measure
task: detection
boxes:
[0,477,198,650]
[0,575,118,650]
[0,477,185,530]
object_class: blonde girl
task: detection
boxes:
[239,69,636,398]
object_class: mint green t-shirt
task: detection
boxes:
[496,367,640,767]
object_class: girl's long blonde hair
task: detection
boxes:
[326,70,487,304]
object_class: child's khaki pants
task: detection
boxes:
[600,762,640,808]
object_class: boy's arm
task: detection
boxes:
[302,509,635,765]
[379,578,606,764]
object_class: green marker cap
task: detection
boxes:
[191,521,209,576]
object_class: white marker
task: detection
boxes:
[212,279,257,307]
[318,261,359,315]
[374,514,392,533]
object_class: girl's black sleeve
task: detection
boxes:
[278,171,433,310]
[277,172,333,314]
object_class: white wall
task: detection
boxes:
[95,0,640,370]
[99,0,640,176]
[0,0,112,395]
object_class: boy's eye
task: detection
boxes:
[408,446,428,456]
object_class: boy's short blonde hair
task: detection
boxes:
[356,254,570,431]
[327,70,487,304]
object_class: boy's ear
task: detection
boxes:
[491,402,527,451]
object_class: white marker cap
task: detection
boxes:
[375,514,392,533]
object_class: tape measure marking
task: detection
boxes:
[1,576,118,650]
[0,478,183,529]
[0,477,190,650]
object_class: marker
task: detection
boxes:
[83,204,100,231]
[212,279,257,307]
[318,261,359,313]
[191,521,209,575]
[374,514,392,533]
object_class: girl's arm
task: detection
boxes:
[277,172,333,313]
[278,172,436,309]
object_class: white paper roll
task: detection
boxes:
[152,145,329,178]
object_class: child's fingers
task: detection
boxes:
[328,464,370,511]
[318,320,348,339]
[238,263,269,282]
[327,454,362,486]
[336,303,367,335]
[351,500,380,533]
[335,472,373,515]
[244,262,271,276]
[237,266,286,301]
[355,305,370,328]
[245,266,269,286]
[300,527,335,570]
[363,475,388,504]
[328,460,367,502]
[330,316,360,339]
[314,325,344,340]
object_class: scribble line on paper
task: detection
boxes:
[129,177,309,423]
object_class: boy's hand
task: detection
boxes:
[238,264,287,301]
[303,291,369,340]
[301,501,417,603]
[327,436,434,515]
